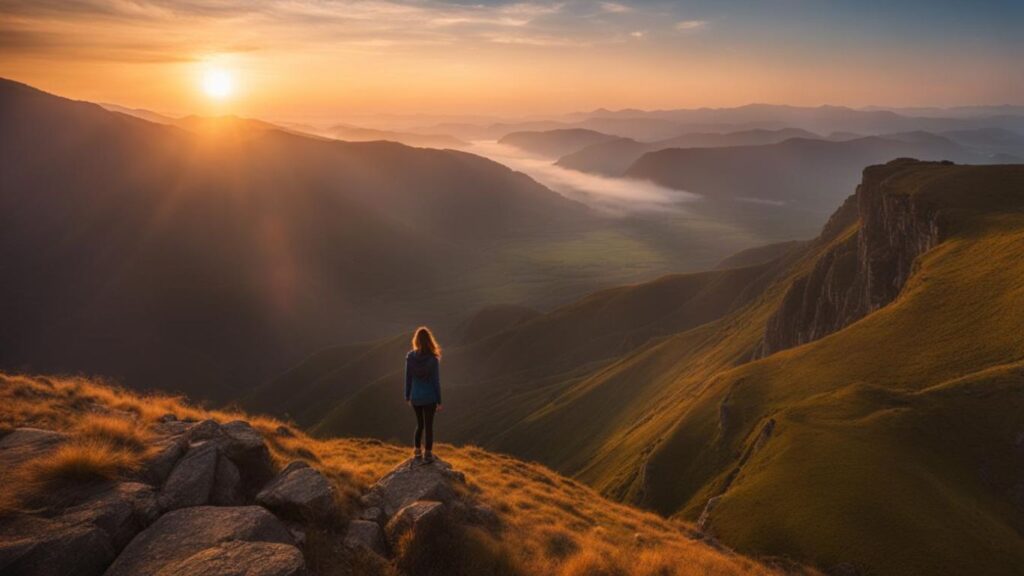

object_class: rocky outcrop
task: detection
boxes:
[61,483,159,551]
[158,443,219,511]
[385,500,444,550]
[155,419,276,513]
[0,419,323,576]
[0,428,67,469]
[343,457,499,562]
[1,419,494,576]
[344,520,386,556]
[104,506,298,576]
[759,159,948,356]
[0,515,115,576]
[256,461,335,523]
[365,458,464,517]
[152,540,306,576]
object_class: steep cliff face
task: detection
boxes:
[759,158,947,356]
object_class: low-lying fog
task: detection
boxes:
[466,140,698,215]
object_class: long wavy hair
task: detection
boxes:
[411,326,442,359]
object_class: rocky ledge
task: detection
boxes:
[0,418,491,576]
[343,457,499,561]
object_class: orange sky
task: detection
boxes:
[1,1,1021,122]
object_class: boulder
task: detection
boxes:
[369,458,461,517]
[158,442,218,511]
[186,419,222,442]
[0,515,114,576]
[139,437,187,486]
[344,520,386,556]
[221,421,268,460]
[218,421,274,491]
[359,506,385,525]
[256,461,335,522]
[151,421,190,439]
[0,428,67,469]
[210,453,242,506]
[61,482,159,551]
[152,540,306,576]
[104,506,294,576]
[385,500,444,550]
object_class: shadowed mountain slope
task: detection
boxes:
[625,136,1002,215]
[639,161,1024,575]
[498,128,621,158]
[557,128,820,176]
[0,78,593,399]
[715,240,807,270]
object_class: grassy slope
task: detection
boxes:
[642,163,1024,575]
[308,260,785,447]
[0,373,806,576]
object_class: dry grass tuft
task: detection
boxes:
[76,414,151,453]
[25,438,138,484]
[560,549,628,576]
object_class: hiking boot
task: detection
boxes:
[413,449,423,460]
[424,451,434,463]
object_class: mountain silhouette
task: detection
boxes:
[557,128,821,176]
[498,128,621,158]
[0,78,591,399]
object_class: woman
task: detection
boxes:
[405,326,443,462]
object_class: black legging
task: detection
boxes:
[413,403,436,451]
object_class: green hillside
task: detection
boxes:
[264,160,1024,575]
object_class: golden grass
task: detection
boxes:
[1,437,139,512]
[76,414,152,453]
[24,438,138,484]
[0,372,810,575]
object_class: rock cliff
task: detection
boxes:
[758,159,949,356]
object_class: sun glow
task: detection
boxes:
[201,68,234,100]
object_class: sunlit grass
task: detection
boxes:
[0,372,806,575]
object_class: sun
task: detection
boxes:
[201,68,234,100]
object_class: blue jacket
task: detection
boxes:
[405,351,441,406]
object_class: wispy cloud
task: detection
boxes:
[0,1,711,63]
[600,2,632,14]
[675,19,707,31]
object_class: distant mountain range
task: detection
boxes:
[102,103,468,149]
[623,134,1007,214]
[324,124,467,148]
[557,127,821,176]
[409,103,1024,144]
[498,128,621,158]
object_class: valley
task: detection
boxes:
[0,79,764,400]
[2,78,1023,576]
[252,160,1024,576]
